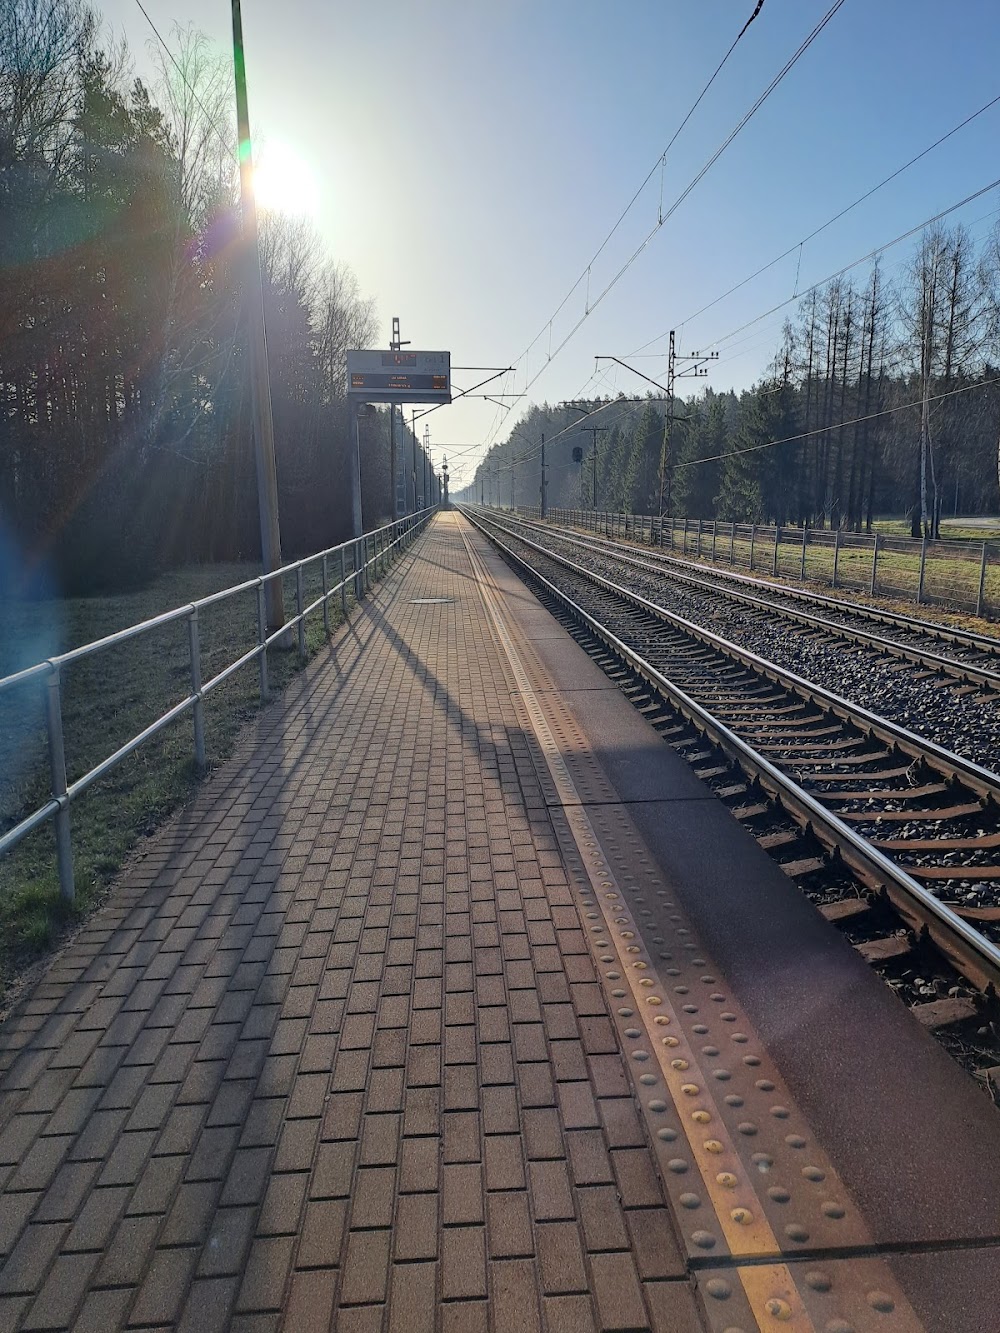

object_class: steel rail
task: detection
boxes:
[0,508,437,901]
[539,510,1000,656]
[477,509,1000,798]
[465,507,1000,994]
[492,512,1000,692]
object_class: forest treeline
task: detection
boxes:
[470,223,1000,536]
[1,0,418,596]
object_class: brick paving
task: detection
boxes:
[0,514,702,1332]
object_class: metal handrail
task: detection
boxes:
[0,507,437,901]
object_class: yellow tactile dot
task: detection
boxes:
[662,1036,680,1048]
[646,995,662,1005]
[653,1014,670,1025]
[716,1172,738,1188]
[670,1059,689,1071]
[730,1207,753,1225]
[704,1139,724,1154]
[765,1298,793,1321]
[692,1110,711,1124]
[681,1084,700,1096]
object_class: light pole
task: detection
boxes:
[231,0,284,630]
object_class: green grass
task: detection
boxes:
[649,527,1000,621]
[552,511,1000,632]
[0,542,396,1005]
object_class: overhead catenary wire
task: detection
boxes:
[506,1,846,411]
[703,171,1000,357]
[478,0,817,457]
[522,0,768,348]
[467,168,1000,492]
[631,85,1000,356]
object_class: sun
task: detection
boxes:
[253,141,320,218]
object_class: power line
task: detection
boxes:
[703,171,1000,356]
[673,374,1000,471]
[521,0,768,352]
[677,189,1000,374]
[491,397,660,475]
[503,1,846,415]
[480,0,823,452]
[632,86,1000,355]
[132,0,234,155]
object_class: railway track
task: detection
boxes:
[466,508,1000,1037]
[502,511,1000,693]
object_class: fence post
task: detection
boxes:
[749,525,756,570]
[772,526,780,577]
[296,567,306,660]
[711,522,717,561]
[188,609,206,769]
[800,525,807,579]
[256,583,269,703]
[977,542,989,617]
[340,548,348,616]
[321,555,330,637]
[355,540,363,600]
[917,538,927,604]
[696,519,703,557]
[682,518,688,555]
[729,524,735,564]
[833,527,841,588]
[870,533,879,596]
[45,667,75,903]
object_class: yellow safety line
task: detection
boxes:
[459,520,926,1333]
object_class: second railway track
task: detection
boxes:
[488,511,1000,778]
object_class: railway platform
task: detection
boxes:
[1,511,999,1332]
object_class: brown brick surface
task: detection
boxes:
[0,516,691,1332]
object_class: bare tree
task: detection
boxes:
[903,225,988,536]
[149,22,235,226]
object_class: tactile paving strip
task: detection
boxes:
[461,522,923,1333]
[694,1260,919,1333]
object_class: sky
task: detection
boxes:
[100,0,1000,490]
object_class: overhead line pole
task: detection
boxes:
[231,0,284,630]
[658,332,718,516]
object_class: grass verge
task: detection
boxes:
[0,542,396,1009]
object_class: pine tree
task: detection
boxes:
[675,394,726,517]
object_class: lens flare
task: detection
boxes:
[253,142,320,218]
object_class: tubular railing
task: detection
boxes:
[0,507,436,902]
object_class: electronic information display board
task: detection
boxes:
[347,350,451,405]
